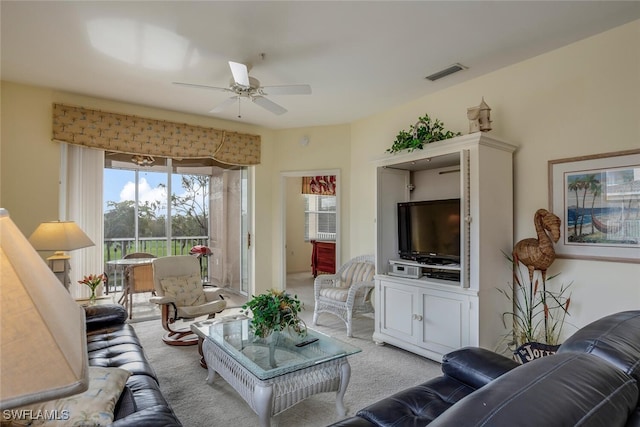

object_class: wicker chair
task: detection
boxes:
[150,255,226,346]
[312,254,375,337]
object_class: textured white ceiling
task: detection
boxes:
[2,1,639,129]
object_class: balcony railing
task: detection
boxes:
[104,236,209,260]
[104,236,210,290]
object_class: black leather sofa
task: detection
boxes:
[84,304,182,426]
[331,310,640,427]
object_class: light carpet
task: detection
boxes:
[131,273,442,427]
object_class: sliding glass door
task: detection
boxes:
[104,154,249,294]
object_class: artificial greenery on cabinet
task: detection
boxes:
[387,113,460,153]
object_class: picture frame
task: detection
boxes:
[548,149,640,263]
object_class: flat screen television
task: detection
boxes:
[397,198,461,263]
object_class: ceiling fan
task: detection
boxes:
[173,61,312,116]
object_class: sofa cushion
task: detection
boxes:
[429,352,639,427]
[558,310,640,381]
[160,274,206,306]
[6,367,130,427]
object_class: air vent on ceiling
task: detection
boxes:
[425,63,468,81]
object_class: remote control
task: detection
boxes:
[295,338,319,347]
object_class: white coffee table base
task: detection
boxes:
[202,339,351,427]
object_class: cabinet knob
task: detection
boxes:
[413,314,423,321]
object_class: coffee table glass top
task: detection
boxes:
[192,318,361,380]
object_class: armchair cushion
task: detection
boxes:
[159,274,205,306]
[320,286,350,301]
[340,262,375,287]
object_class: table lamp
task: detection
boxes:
[28,220,95,290]
[0,208,89,410]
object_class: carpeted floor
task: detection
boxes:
[131,272,442,426]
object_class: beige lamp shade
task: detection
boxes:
[28,220,94,252]
[0,209,89,410]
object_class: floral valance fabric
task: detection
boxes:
[301,176,336,196]
[52,104,261,166]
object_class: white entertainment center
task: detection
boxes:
[373,132,517,362]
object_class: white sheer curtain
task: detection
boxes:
[62,144,105,299]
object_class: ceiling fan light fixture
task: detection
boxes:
[425,63,468,81]
[131,155,155,167]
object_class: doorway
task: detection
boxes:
[280,170,340,290]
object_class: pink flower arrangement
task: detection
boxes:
[189,245,212,257]
[78,273,106,292]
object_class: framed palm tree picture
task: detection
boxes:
[548,149,640,263]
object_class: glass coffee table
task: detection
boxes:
[191,317,361,427]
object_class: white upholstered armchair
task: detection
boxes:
[312,254,375,337]
[150,255,227,346]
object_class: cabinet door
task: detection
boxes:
[419,289,470,355]
[378,280,418,344]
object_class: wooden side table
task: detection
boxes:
[311,240,336,277]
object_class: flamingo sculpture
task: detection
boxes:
[513,208,561,282]
[513,208,562,343]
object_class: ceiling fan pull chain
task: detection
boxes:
[237,97,242,118]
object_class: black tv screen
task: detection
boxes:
[397,199,461,262]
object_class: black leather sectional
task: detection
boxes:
[84,304,182,426]
[331,310,640,427]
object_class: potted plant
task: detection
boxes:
[498,253,572,363]
[387,113,460,153]
[241,289,307,339]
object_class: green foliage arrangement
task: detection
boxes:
[387,114,461,153]
[498,252,572,348]
[241,289,307,338]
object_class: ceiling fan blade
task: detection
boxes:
[252,96,287,115]
[173,81,231,92]
[228,61,250,87]
[261,84,312,96]
[210,96,238,113]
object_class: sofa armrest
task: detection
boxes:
[442,347,520,389]
[110,405,182,427]
[84,304,127,332]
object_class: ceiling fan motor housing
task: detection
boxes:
[230,76,261,96]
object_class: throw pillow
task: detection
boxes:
[3,367,130,427]
[160,274,206,306]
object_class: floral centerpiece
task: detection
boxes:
[241,289,307,339]
[78,273,106,305]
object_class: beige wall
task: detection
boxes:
[349,20,640,334]
[285,177,313,273]
[2,20,638,334]
[0,82,277,294]
[270,125,351,285]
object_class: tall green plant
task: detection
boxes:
[498,252,572,347]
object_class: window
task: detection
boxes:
[304,194,336,241]
[103,158,209,259]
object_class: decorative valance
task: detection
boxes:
[302,176,336,196]
[52,104,261,166]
